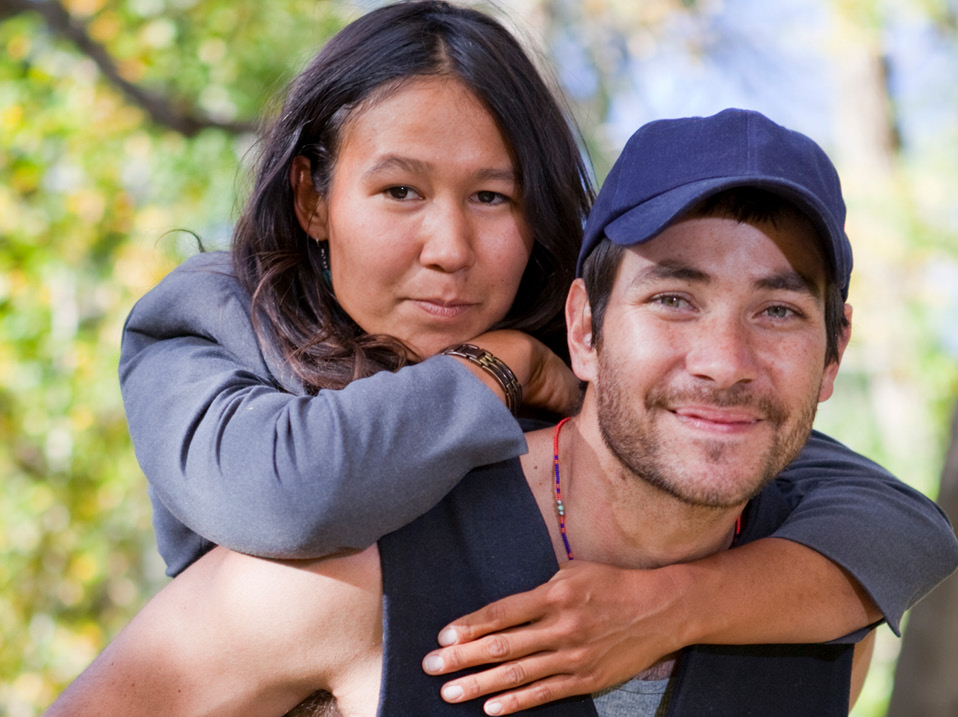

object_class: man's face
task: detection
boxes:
[575,213,845,508]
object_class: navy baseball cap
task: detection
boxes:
[577,108,853,299]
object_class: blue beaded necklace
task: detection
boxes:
[552,417,574,561]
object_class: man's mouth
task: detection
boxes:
[670,405,762,434]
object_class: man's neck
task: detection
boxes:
[521,417,744,570]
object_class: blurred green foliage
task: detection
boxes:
[0,1,350,711]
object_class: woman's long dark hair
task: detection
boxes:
[233,0,594,392]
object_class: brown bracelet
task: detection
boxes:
[442,343,522,415]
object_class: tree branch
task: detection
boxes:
[0,0,256,136]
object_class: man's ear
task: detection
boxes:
[819,303,853,403]
[290,155,328,240]
[566,278,598,383]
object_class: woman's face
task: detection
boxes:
[293,77,533,357]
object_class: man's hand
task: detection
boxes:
[421,561,685,715]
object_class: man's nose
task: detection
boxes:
[418,204,476,273]
[684,315,758,388]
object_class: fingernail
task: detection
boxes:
[441,684,464,701]
[438,628,458,646]
[423,655,443,673]
[485,701,503,716]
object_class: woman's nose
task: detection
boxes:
[418,204,476,273]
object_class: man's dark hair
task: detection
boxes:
[233,1,594,391]
[581,187,848,365]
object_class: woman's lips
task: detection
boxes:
[409,298,476,319]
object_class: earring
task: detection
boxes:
[316,239,333,289]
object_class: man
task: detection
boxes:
[48,109,908,715]
[375,108,871,716]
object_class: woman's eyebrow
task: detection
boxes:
[362,155,430,179]
[362,156,517,183]
[474,167,518,183]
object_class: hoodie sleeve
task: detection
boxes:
[771,430,958,634]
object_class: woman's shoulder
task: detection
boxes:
[157,250,244,299]
[126,250,254,340]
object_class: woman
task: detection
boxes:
[55,1,957,714]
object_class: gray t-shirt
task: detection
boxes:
[594,676,670,716]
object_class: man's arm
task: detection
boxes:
[46,546,383,716]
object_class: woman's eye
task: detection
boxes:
[386,186,420,200]
[475,190,507,205]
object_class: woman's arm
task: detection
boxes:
[770,430,957,633]
[421,432,958,714]
[122,252,552,574]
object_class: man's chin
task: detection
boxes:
[654,451,774,509]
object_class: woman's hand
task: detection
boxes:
[420,561,687,715]
[464,330,581,416]
[420,539,881,715]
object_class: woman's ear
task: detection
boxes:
[290,155,328,240]
[566,278,598,383]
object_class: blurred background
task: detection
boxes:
[1,0,956,714]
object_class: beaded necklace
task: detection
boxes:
[552,417,575,561]
[551,416,742,564]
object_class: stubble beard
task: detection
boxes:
[595,355,820,509]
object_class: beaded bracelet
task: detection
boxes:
[441,343,522,415]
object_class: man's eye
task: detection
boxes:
[655,295,687,309]
[765,305,794,319]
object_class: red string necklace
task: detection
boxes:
[552,416,742,564]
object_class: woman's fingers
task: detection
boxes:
[478,675,589,716]
[523,344,581,415]
[437,655,594,714]
[424,565,594,675]
[422,561,686,710]
[429,590,546,655]
[466,329,582,415]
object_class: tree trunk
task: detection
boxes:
[887,403,958,716]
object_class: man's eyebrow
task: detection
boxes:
[626,260,711,287]
[626,262,824,300]
[753,271,823,299]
